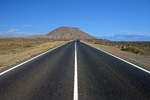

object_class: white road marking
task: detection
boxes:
[83,42,150,74]
[0,43,68,76]
[73,42,78,100]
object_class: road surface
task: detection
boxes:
[0,41,150,100]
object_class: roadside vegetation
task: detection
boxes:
[83,39,150,69]
[0,38,69,69]
[84,39,150,55]
[121,46,145,55]
[0,38,52,54]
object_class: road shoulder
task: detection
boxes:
[0,40,70,70]
[83,41,150,70]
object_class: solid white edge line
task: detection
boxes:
[82,42,150,74]
[0,42,68,76]
[73,42,78,100]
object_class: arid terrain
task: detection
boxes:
[0,38,69,69]
[84,40,150,70]
[0,26,94,69]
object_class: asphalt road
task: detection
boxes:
[77,42,150,100]
[0,41,150,100]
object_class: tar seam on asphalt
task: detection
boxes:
[73,42,78,100]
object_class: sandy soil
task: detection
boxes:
[85,42,150,70]
[0,41,68,70]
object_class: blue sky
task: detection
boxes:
[0,0,150,41]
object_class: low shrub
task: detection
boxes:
[121,46,145,54]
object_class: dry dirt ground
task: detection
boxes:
[0,38,69,70]
[84,41,150,70]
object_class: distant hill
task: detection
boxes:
[47,26,95,40]
[31,26,95,40]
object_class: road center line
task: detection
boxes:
[73,42,78,100]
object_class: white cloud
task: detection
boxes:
[0,29,34,37]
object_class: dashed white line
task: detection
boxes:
[83,42,150,74]
[73,42,78,100]
[0,43,67,76]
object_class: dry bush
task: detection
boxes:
[0,38,52,54]
[0,38,69,69]
[84,39,150,55]
[121,46,145,55]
